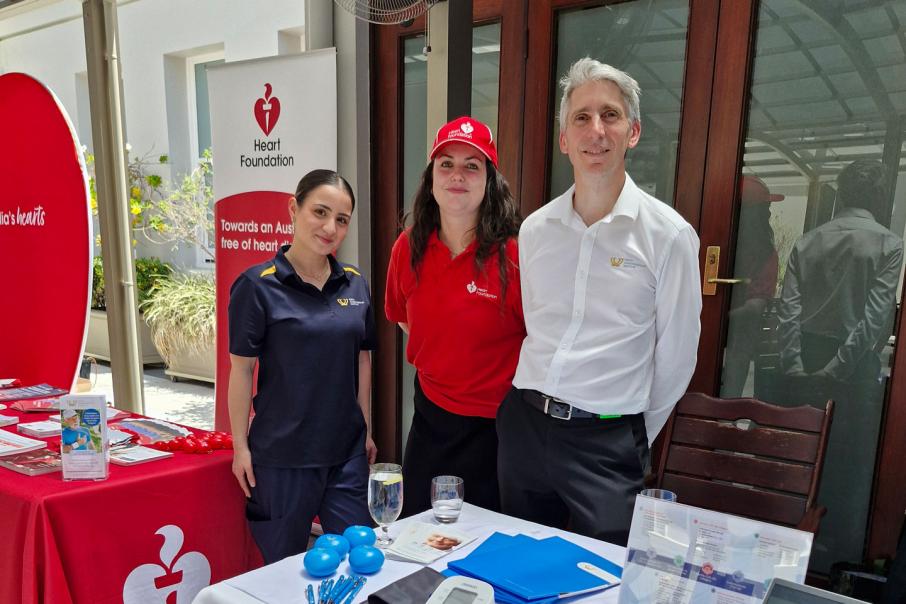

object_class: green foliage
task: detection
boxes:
[84,148,213,259]
[142,149,215,260]
[141,273,216,363]
[91,257,105,310]
[91,256,173,311]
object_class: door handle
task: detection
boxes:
[702,246,747,295]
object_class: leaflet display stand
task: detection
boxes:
[619,495,813,604]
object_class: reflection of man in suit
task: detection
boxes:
[778,160,902,384]
[776,159,903,570]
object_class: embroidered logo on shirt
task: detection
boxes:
[336,298,365,307]
[465,280,498,300]
[610,256,645,269]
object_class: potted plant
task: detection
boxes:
[85,256,172,364]
[141,273,216,383]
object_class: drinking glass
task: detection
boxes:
[640,488,677,502]
[431,475,464,523]
[368,463,403,548]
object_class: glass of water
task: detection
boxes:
[368,463,403,548]
[431,475,464,523]
[640,488,677,502]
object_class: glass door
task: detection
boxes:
[713,0,906,573]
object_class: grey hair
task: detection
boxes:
[558,57,641,130]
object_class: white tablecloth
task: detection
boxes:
[193,503,625,603]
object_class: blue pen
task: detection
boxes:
[332,576,357,603]
[327,576,347,603]
[342,577,366,604]
[318,579,329,604]
[306,584,315,604]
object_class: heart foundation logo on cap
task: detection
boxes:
[430,116,499,168]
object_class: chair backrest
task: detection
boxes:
[655,392,834,530]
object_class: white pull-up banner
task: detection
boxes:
[208,49,338,430]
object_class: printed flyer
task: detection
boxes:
[618,496,812,604]
[59,394,109,480]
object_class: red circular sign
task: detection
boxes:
[0,73,91,390]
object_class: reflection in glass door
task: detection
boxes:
[720,0,906,573]
[399,23,502,447]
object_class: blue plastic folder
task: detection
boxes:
[447,532,622,602]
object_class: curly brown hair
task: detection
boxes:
[405,159,522,299]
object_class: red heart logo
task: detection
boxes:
[253,83,280,136]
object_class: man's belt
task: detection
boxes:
[521,389,621,421]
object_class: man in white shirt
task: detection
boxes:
[497,58,701,546]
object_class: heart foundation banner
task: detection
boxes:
[207,50,338,430]
[0,73,91,391]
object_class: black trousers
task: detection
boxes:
[496,387,648,547]
[400,374,501,518]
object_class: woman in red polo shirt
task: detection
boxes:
[385,116,525,516]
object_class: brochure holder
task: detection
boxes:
[60,394,109,481]
[618,495,813,604]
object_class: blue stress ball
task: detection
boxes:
[314,534,350,561]
[303,547,340,578]
[342,525,376,548]
[348,545,384,575]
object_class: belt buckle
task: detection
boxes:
[542,395,572,420]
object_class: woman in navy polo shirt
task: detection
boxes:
[228,169,377,563]
[385,116,525,516]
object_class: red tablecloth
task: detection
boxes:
[0,409,262,604]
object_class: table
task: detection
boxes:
[193,503,625,603]
[0,407,262,604]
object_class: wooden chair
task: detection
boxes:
[653,392,834,533]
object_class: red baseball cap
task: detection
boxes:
[740,175,784,204]
[429,116,498,168]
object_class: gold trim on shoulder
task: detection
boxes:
[259,265,277,277]
[343,267,361,276]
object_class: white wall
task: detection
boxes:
[0,0,308,269]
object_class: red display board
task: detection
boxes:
[0,73,91,390]
[214,190,294,429]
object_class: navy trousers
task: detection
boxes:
[247,453,370,564]
[497,387,649,547]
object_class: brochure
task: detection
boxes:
[110,445,174,466]
[0,414,18,427]
[0,448,62,475]
[17,420,61,438]
[115,418,190,444]
[11,398,64,412]
[59,394,109,481]
[387,521,476,564]
[0,384,67,403]
[0,430,46,456]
